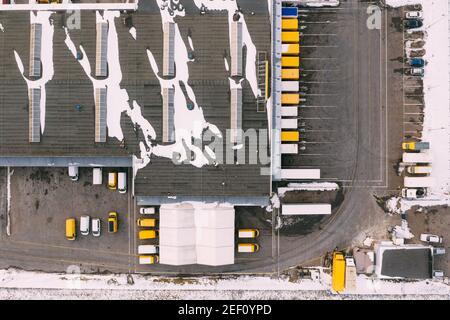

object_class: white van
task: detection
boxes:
[93,168,102,185]
[68,166,79,181]
[139,207,155,215]
[80,215,90,236]
[138,245,158,255]
[118,172,127,194]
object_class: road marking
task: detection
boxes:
[301,69,340,72]
[300,81,338,84]
[300,33,337,36]
[301,105,338,108]
[301,45,339,48]
[301,57,338,60]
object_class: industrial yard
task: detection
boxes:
[0,0,449,301]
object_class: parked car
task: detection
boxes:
[138,230,158,240]
[433,270,444,278]
[410,58,425,67]
[68,166,79,181]
[405,19,423,29]
[80,215,90,236]
[92,218,101,237]
[65,218,76,241]
[420,233,443,244]
[405,11,423,19]
[433,247,446,255]
[108,212,118,233]
[108,172,117,190]
[410,67,424,76]
[139,207,156,215]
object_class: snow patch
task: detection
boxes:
[278,182,339,197]
[129,26,136,40]
[0,23,4,32]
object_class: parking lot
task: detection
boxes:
[0,167,132,273]
[280,2,387,186]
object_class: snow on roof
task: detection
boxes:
[159,203,235,266]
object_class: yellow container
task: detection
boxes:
[282,56,300,68]
[332,252,346,292]
[281,131,299,142]
[282,31,299,43]
[282,44,300,55]
[282,19,299,31]
[139,230,159,240]
[281,93,300,105]
[282,69,299,80]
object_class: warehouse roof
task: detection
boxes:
[0,7,271,198]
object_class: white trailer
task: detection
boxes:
[402,152,432,163]
[281,107,298,117]
[282,81,299,92]
[282,204,331,215]
[281,144,298,154]
[404,176,435,188]
[281,118,298,129]
[280,169,320,180]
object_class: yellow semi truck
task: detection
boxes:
[332,251,346,292]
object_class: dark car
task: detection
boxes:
[405,19,423,29]
[410,58,425,67]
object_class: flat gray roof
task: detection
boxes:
[381,248,432,279]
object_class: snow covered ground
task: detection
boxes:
[385,0,450,213]
[0,268,448,299]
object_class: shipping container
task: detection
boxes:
[281,93,300,105]
[282,7,298,18]
[281,144,298,154]
[402,152,432,163]
[282,81,299,92]
[282,18,299,30]
[282,204,331,215]
[282,43,300,55]
[282,56,300,68]
[281,131,299,142]
[282,68,299,80]
[281,106,298,117]
[280,169,320,179]
[282,31,299,43]
[404,176,435,188]
[281,118,298,129]
[332,252,346,292]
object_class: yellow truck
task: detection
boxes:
[139,230,159,240]
[282,56,300,68]
[402,141,430,151]
[332,251,346,292]
[137,218,156,227]
[282,68,299,80]
[281,93,300,105]
[282,19,299,31]
[282,31,299,43]
[65,218,76,241]
[282,44,300,55]
[281,131,299,142]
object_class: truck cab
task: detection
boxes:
[401,187,427,199]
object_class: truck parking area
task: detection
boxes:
[280,2,387,185]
